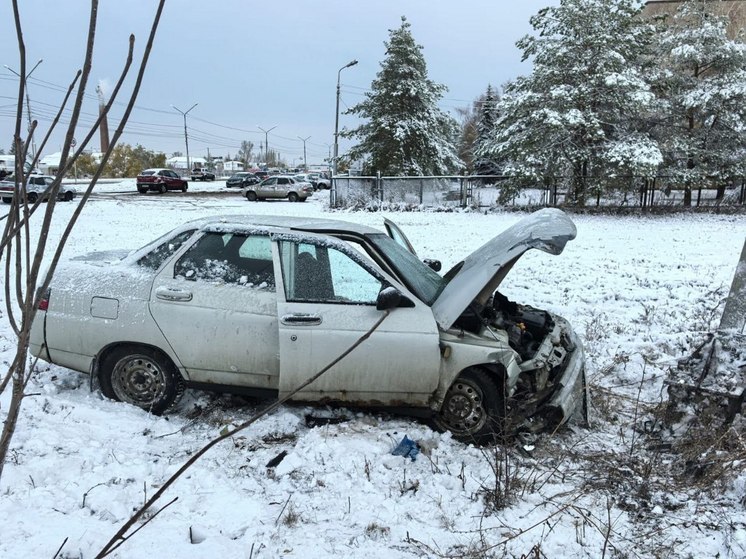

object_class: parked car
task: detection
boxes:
[242,176,314,202]
[309,173,330,190]
[190,168,216,181]
[29,209,586,442]
[136,168,188,194]
[226,172,260,188]
[0,175,76,203]
[253,170,270,181]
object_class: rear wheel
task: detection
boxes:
[433,368,504,444]
[246,191,258,201]
[63,191,74,202]
[181,184,187,193]
[2,197,11,204]
[26,192,38,204]
[99,346,185,414]
[288,192,299,203]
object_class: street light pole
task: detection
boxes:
[298,136,311,171]
[172,103,198,172]
[258,125,277,167]
[333,59,358,178]
[5,59,43,166]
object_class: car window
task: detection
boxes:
[168,171,178,178]
[279,240,382,304]
[140,170,155,176]
[174,232,275,289]
[137,229,196,270]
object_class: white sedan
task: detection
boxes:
[30,209,586,442]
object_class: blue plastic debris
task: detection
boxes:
[391,435,420,461]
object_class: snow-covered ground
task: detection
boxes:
[1,184,745,558]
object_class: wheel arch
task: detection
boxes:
[95,341,187,383]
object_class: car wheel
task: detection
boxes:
[433,368,504,444]
[158,183,167,194]
[99,345,185,414]
[63,191,74,202]
[181,184,187,193]
[2,197,11,204]
[137,187,147,194]
[26,192,38,204]
[300,197,307,202]
[246,191,258,201]
[288,192,299,202]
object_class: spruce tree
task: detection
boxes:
[651,0,746,205]
[482,0,659,205]
[472,84,501,177]
[343,17,460,175]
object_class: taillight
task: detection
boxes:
[37,288,50,311]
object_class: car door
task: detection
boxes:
[258,177,276,198]
[148,231,280,388]
[276,177,292,198]
[275,235,441,406]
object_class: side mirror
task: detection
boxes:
[377,286,402,311]
[424,258,442,272]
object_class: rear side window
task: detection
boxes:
[174,232,275,289]
[137,229,196,270]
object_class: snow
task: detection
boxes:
[1,188,746,558]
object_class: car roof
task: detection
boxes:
[180,215,383,236]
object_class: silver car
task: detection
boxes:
[30,209,586,442]
[242,176,314,202]
[0,175,77,204]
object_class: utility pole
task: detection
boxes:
[258,125,277,168]
[5,59,43,167]
[172,103,198,172]
[334,59,358,177]
[298,136,311,171]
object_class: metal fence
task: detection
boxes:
[330,174,746,210]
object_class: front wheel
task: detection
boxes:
[158,183,167,194]
[181,184,187,193]
[246,191,258,201]
[433,368,504,444]
[137,187,147,194]
[26,192,38,204]
[99,346,185,414]
[2,197,11,204]
[63,191,74,202]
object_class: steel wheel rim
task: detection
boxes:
[440,378,487,435]
[111,354,167,408]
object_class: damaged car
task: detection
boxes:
[30,209,587,442]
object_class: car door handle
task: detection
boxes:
[281,313,322,325]
[155,286,193,302]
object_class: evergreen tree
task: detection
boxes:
[472,84,501,176]
[651,0,746,205]
[343,17,461,175]
[483,0,660,205]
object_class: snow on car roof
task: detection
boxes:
[184,214,383,236]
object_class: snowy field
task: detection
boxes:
[1,184,745,558]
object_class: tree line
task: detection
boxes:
[342,1,746,207]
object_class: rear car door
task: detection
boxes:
[275,234,441,406]
[148,231,280,388]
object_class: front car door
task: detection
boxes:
[275,234,441,407]
[149,230,280,388]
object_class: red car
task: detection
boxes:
[136,168,188,194]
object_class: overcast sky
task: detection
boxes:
[0,0,556,167]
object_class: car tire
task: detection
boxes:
[2,197,11,204]
[26,192,38,204]
[158,184,167,194]
[137,187,147,194]
[433,367,505,444]
[181,184,187,193]
[246,191,258,202]
[288,192,299,203]
[99,345,185,415]
[300,197,307,202]
[63,191,74,202]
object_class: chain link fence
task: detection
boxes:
[330,174,746,210]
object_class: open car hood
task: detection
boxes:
[432,208,577,331]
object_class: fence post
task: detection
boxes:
[419,177,424,205]
[377,171,383,203]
